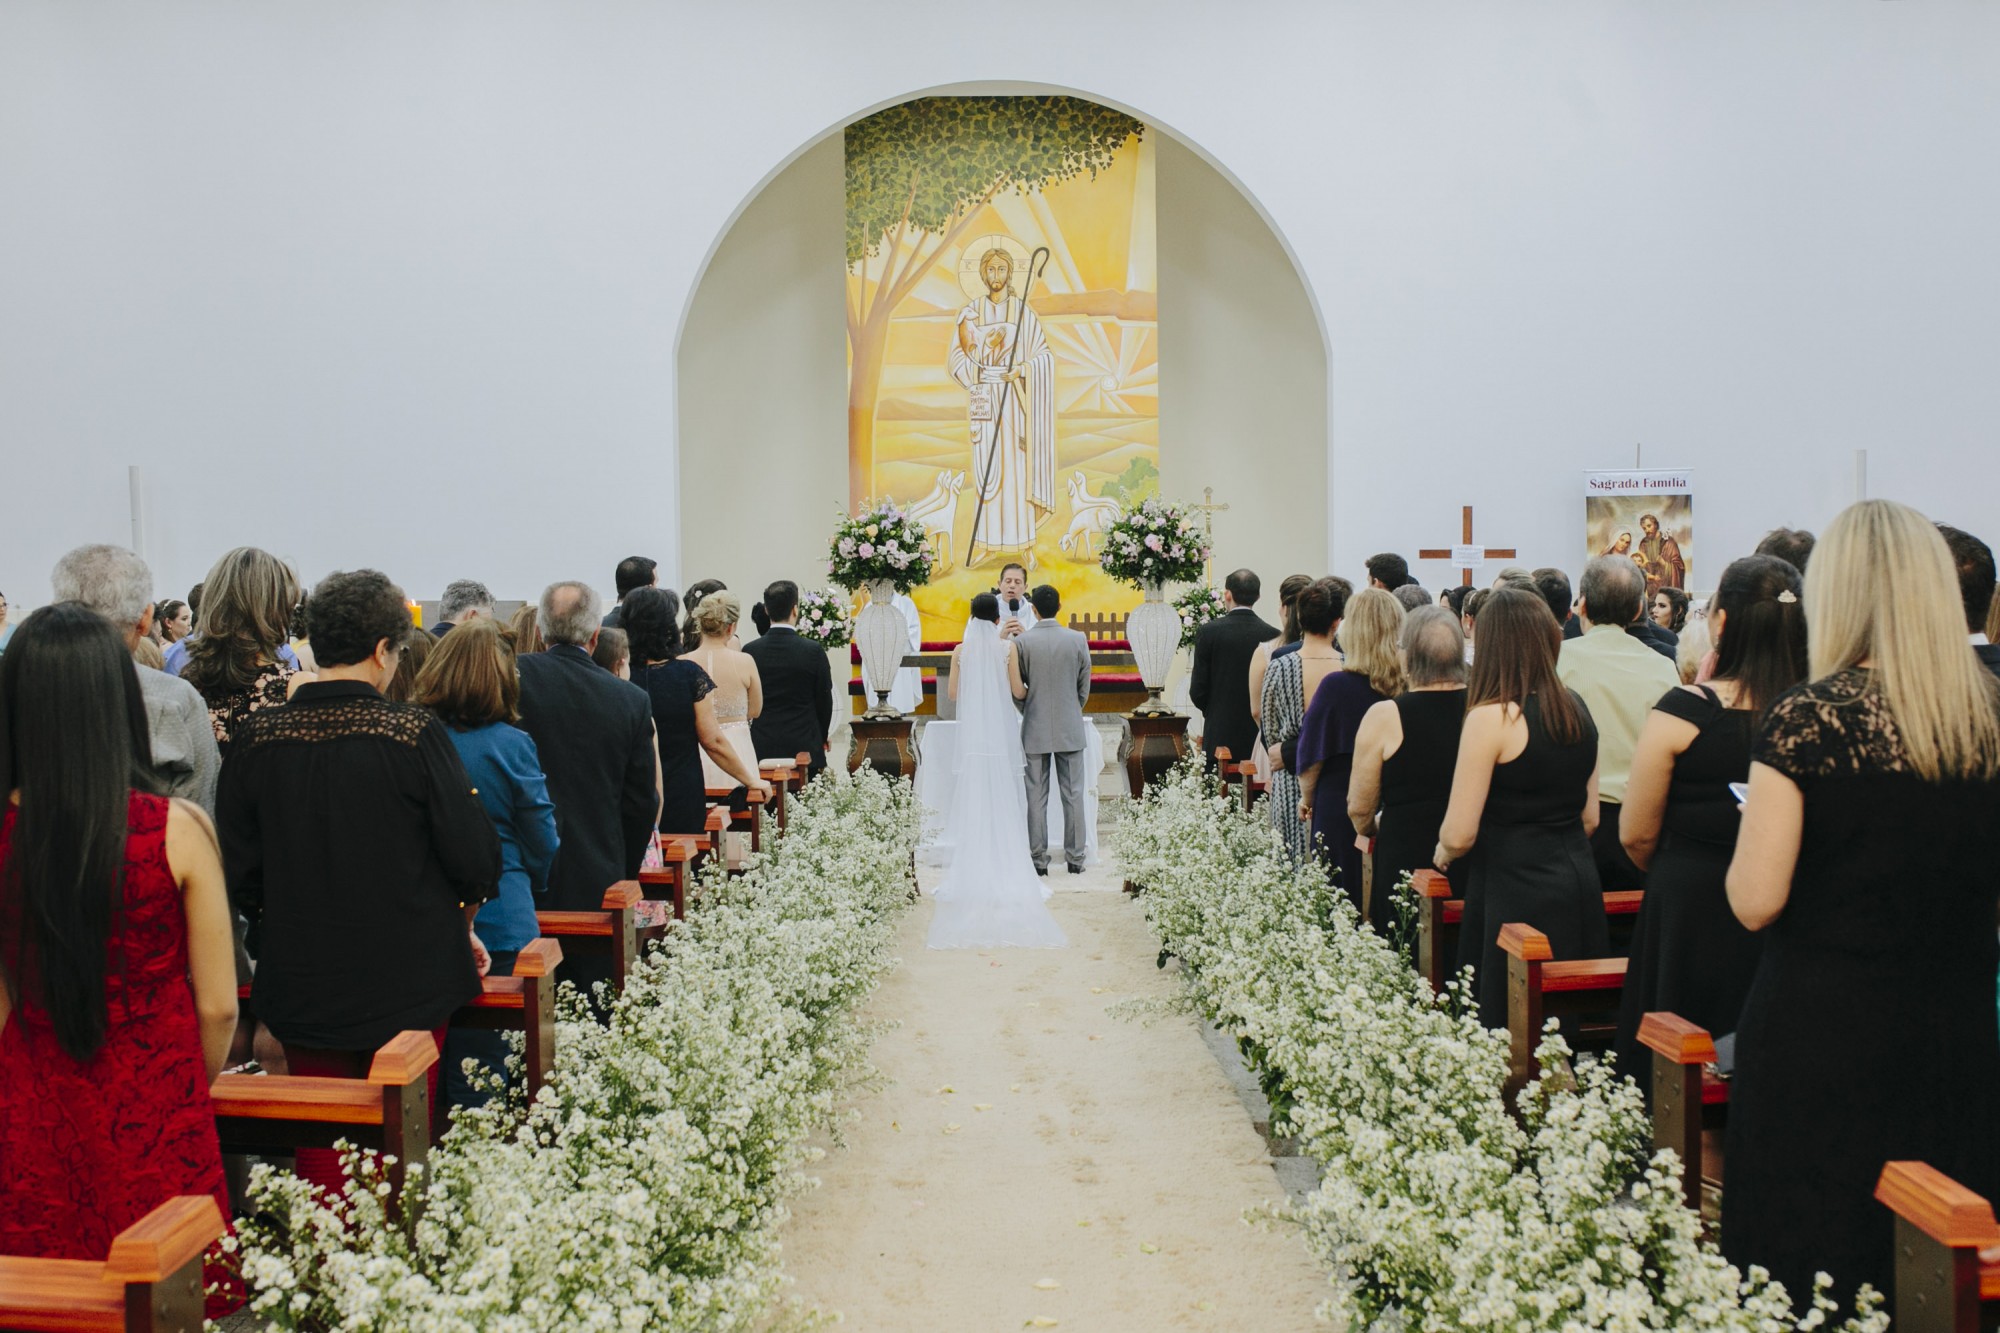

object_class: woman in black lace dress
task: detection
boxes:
[1722,501,2000,1310]
[1436,587,1606,1029]
[1612,555,1807,1086]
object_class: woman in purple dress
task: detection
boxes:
[1298,588,1405,919]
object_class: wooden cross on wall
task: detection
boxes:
[1418,505,1517,586]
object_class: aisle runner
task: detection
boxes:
[780,864,1326,1331]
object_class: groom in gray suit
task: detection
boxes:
[1015,585,1093,876]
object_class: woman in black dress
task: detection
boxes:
[1436,587,1606,1029]
[1612,556,1806,1085]
[1299,588,1405,919]
[621,588,759,839]
[1348,606,1469,934]
[1723,501,2000,1311]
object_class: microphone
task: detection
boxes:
[1007,596,1021,615]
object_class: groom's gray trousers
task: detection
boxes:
[1026,749,1087,871]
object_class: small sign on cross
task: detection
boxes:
[1418,506,1517,586]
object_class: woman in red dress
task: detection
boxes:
[0,604,243,1315]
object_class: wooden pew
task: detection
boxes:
[451,936,563,1103]
[212,1029,438,1209]
[704,782,769,860]
[1498,922,1627,1102]
[757,757,800,831]
[1874,1160,2000,1332]
[1413,870,1643,997]
[536,881,642,995]
[0,1195,223,1333]
[1636,1011,1730,1212]
[638,836,699,922]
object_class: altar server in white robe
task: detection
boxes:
[949,243,1055,565]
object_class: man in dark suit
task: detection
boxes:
[600,555,657,631]
[1938,524,2000,678]
[745,579,835,778]
[514,580,658,918]
[1189,567,1279,769]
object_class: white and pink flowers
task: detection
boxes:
[829,501,934,593]
[1099,498,1211,589]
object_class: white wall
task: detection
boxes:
[4,2,1997,610]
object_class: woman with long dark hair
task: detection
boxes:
[0,605,240,1312]
[680,578,727,654]
[1435,586,1606,1028]
[1612,556,1806,1082]
[624,587,760,838]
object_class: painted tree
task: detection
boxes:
[845,96,1144,503]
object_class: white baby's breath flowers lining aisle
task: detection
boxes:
[229,770,923,1331]
[1119,763,1889,1332]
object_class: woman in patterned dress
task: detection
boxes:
[1260,578,1349,863]
[0,605,242,1314]
[180,545,306,755]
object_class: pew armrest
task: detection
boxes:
[602,881,641,911]
[367,1030,440,1086]
[1638,1012,1718,1066]
[103,1194,225,1285]
[1412,869,1453,900]
[1540,958,1627,993]
[1496,923,1552,962]
[511,937,564,979]
[1876,1161,2000,1248]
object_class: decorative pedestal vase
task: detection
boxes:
[848,714,916,781]
[1125,584,1179,716]
[854,580,908,718]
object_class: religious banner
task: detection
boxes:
[846,96,1158,639]
[1584,470,1694,595]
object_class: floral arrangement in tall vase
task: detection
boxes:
[829,500,933,717]
[1099,499,1211,714]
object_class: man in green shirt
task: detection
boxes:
[1555,555,1681,893]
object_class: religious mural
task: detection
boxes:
[846,96,1157,639]
[1585,471,1694,597]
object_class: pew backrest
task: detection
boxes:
[0,1195,223,1333]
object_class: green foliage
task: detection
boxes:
[845,96,1144,267]
[1097,457,1159,508]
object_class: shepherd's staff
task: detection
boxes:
[965,246,1052,569]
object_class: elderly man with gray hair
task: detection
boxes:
[51,544,222,811]
[434,579,494,635]
[1557,554,1681,894]
[1347,606,1470,933]
[512,581,659,1002]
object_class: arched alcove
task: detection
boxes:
[675,89,1328,606]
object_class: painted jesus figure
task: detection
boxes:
[949,247,1054,567]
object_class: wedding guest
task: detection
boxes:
[1532,567,1573,632]
[1557,555,1680,894]
[1348,606,1470,931]
[745,580,834,779]
[1249,573,1313,730]
[1490,566,1535,591]
[1612,556,1806,1085]
[1299,587,1405,918]
[1437,587,1606,1029]
[52,545,221,812]
[1260,577,1347,863]
[156,597,193,645]
[0,605,241,1316]
[1989,584,2000,652]
[1649,586,1690,635]
[132,636,166,670]
[1190,568,1279,769]
[626,587,760,840]
[387,626,435,702]
[508,602,545,655]
[179,547,304,753]
[514,581,657,915]
[0,590,12,655]
[684,591,766,794]
[600,555,657,631]
[1393,584,1431,614]
[1366,553,1410,591]
[216,569,499,1194]
[592,626,631,678]
[433,579,494,636]
[162,575,294,679]
[1754,526,1815,573]
[1461,587,1491,662]
[679,578,726,654]
[1722,500,2000,1311]
[1937,524,2000,678]
[1674,603,1714,686]
[413,619,558,1109]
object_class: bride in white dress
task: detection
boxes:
[926,593,1068,950]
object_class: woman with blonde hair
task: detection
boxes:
[1722,500,2000,1312]
[1298,587,1404,917]
[506,603,544,656]
[683,591,766,797]
[177,548,304,754]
